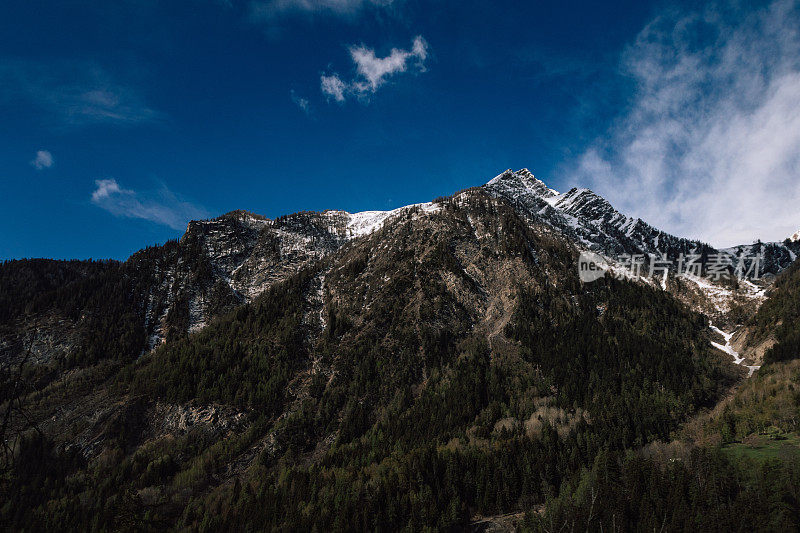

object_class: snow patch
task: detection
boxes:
[709,323,759,377]
[680,274,765,314]
[345,202,442,237]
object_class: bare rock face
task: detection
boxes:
[157,210,349,341]
[0,312,83,365]
[4,167,799,530]
[153,402,248,434]
[183,210,347,301]
[137,205,448,348]
[484,168,708,259]
[484,169,800,323]
[4,168,799,366]
[485,169,800,272]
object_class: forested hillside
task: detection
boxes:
[2,186,799,531]
[751,259,800,365]
[0,190,746,531]
[532,258,800,532]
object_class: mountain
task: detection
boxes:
[684,259,800,443]
[486,169,800,274]
[734,257,800,366]
[0,203,442,366]
[2,168,800,531]
[485,169,709,259]
[484,169,798,327]
[5,168,789,369]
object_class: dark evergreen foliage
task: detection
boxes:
[2,202,799,531]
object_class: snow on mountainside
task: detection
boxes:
[20,167,795,357]
[792,229,800,242]
[186,202,443,300]
[4,167,795,375]
[721,242,797,275]
[483,169,800,331]
[341,202,442,237]
[138,202,445,347]
[484,169,708,260]
[484,169,800,274]
[166,169,797,346]
[486,167,560,200]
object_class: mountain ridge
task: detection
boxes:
[3,168,800,531]
[5,168,797,359]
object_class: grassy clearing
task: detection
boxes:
[721,432,800,462]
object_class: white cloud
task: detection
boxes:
[0,60,162,127]
[571,0,800,247]
[320,36,428,102]
[290,89,311,113]
[90,178,208,230]
[31,150,53,170]
[320,74,347,102]
[250,0,393,20]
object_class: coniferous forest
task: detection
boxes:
[6,0,800,529]
[3,192,800,532]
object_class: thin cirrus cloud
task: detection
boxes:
[30,150,53,170]
[290,89,311,113]
[570,0,800,247]
[0,59,162,128]
[321,35,428,102]
[250,0,394,20]
[91,179,208,230]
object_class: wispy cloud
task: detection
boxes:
[0,60,162,128]
[250,0,393,20]
[320,74,347,102]
[30,150,53,170]
[571,0,800,247]
[91,179,208,230]
[290,89,311,113]
[321,36,428,102]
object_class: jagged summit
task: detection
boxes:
[218,209,268,221]
[11,163,780,533]
[484,169,702,260]
[549,187,634,227]
[486,168,560,200]
[182,168,798,291]
[163,167,800,343]
[483,170,797,271]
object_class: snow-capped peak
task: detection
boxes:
[486,168,560,199]
[484,169,708,263]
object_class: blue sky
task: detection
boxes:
[2,0,799,259]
